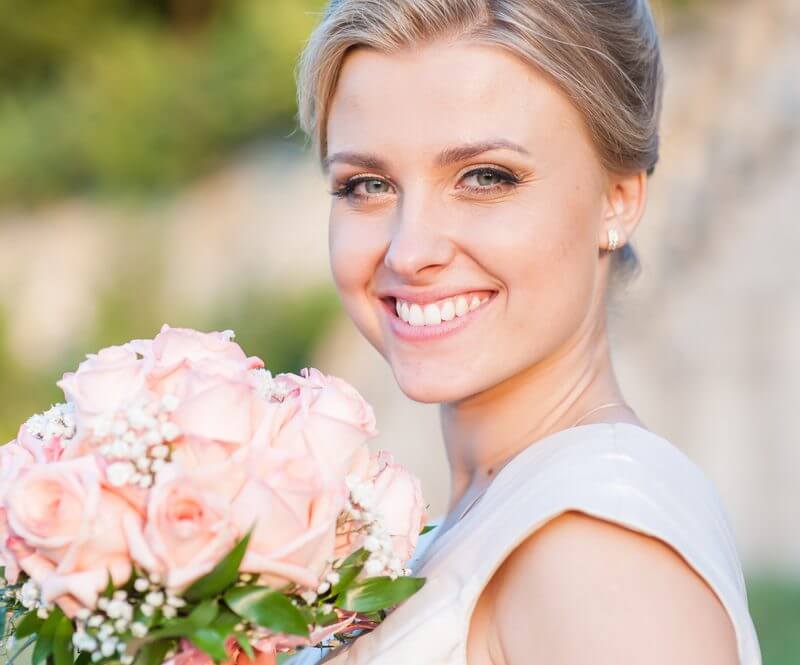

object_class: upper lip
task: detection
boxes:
[376,286,497,305]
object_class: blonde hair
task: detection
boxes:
[295,0,665,281]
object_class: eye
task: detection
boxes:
[458,167,519,195]
[329,176,392,201]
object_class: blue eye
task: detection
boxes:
[330,177,391,199]
[329,166,519,201]
[459,167,519,193]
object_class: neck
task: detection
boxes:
[439,312,626,513]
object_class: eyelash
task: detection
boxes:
[329,167,520,201]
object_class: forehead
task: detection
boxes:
[325,40,588,162]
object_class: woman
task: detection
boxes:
[290,0,761,663]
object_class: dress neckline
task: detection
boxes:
[415,421,651,571]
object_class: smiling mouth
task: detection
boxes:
[381,290,496,329]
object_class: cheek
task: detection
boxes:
[481,187,600,336]
[328,214,388,336]
[328,215,380,294]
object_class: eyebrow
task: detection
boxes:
[321,139,530,174]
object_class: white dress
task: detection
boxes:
[290,422,762,664]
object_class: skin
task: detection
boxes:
[324,37,738,664]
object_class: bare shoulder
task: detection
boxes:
[485,510,739,665]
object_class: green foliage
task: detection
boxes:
[747,574,800,665]
[0,0,326,206]
[51,612,74,665]
[12,613,43,641]
[334,576,426,614]
[30,608,67,665]
[234,630,254,660]
[146,599,219,641]
[183,533,251,602]
[224,587,308,638]
[188,627,228,663]
[132,639,174,665]
[329,549,370,597]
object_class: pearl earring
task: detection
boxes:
[607,227,620,252]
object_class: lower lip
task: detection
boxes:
[382,295,496,342]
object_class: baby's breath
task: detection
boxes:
[91,395,181,489]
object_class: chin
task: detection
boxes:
[391,366,479,404]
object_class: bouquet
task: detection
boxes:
[0,325,429,665]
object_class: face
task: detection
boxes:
[325,40,622,404]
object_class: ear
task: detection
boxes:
[599,170,647,252]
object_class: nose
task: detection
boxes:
[383,197,456,280]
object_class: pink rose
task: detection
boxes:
[260,369,377,482]
[126,466,239,591]
[369,452,427,562]
[0,441,36,493]
[16,421,65,463]
[3,456,139,609]
[147,325,263,370]
[57,345,149,434]
[0,441,36,583]
[136,325,264,399]
[170,435,239,473]
[171,372,265,448]
[231,449,345,589]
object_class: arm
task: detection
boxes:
[485,510,739,665]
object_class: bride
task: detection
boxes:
[288,0,761,663]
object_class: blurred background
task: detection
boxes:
[0,0,797,661]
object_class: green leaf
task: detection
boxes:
[185,609,239,664]
[419,525,437,535]
[183,532,251,602]
[101,570,115,599]
[32,608,65,665]
[52,613,74,665]
[314,609,340,627]
[15,610,45,638]
[189,627,228,663]
[234,631,254,660]
[224,586,308,637]
[145,620,194,641]
[335,576,426,613]
[330,548,369,596]
[134,640,174,665]
[208,608,239,635]
[189,600,220,628]
[146,600,218,640]
[74,652,91,665]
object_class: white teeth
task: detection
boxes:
[394,293,491,327]
[440,300,455,321]
[423,303,441,325]
[408,304,425,326]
